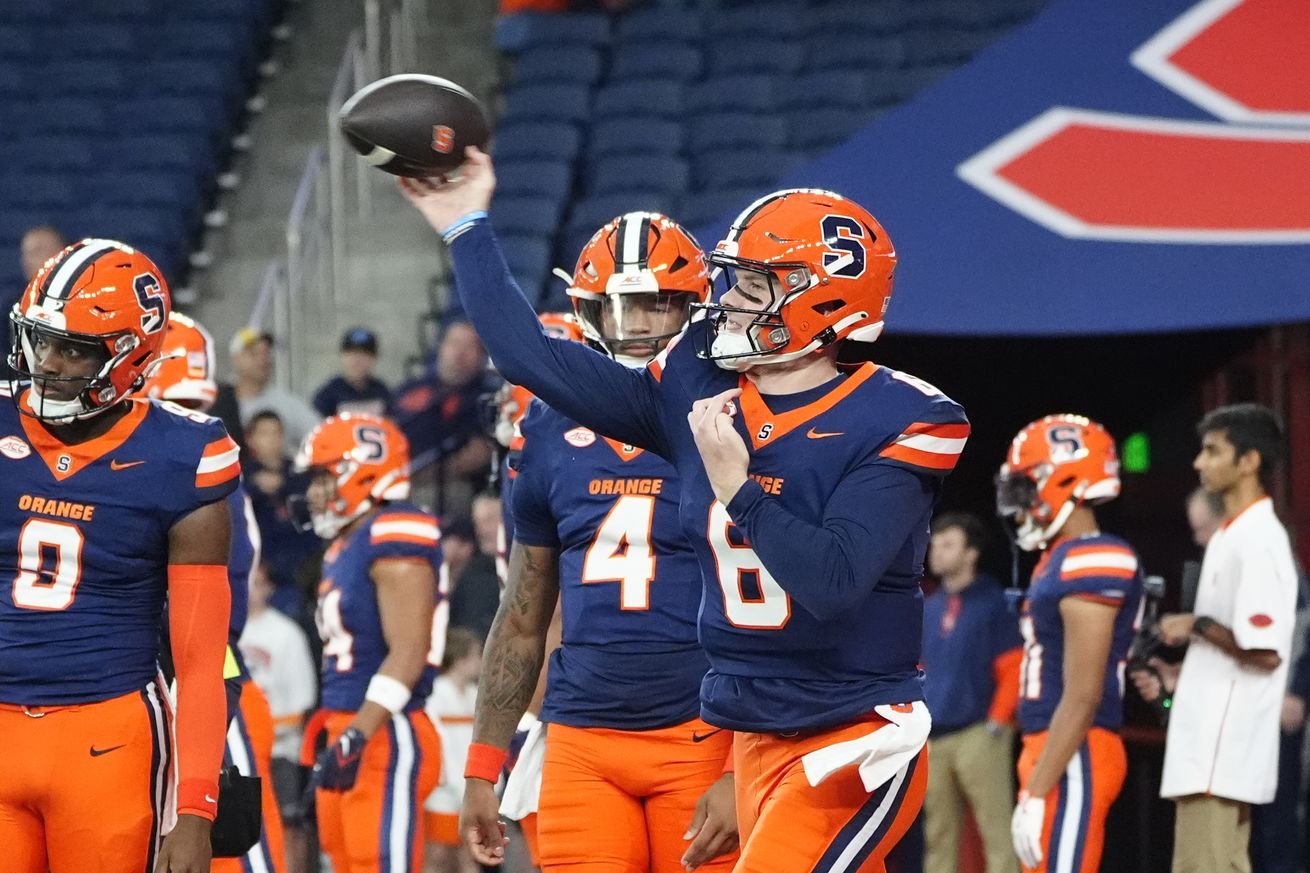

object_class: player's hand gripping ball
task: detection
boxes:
[339,73,489,177]
[312,727,367,792]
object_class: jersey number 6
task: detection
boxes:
[708,503,790,629]
[11,518,84,611]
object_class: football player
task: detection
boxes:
[460,213,738,873]
[402,151,968,872]
[298,413,445,873]
[140,312,287,873]
[0,240,237,872]
[996,415,1144,873]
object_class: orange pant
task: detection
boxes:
[1016,728,1126,873]
[317,709,442,873]
[0,684,172,873]
[424,810,460,847]
[733,714,928,873]
[213,680,287,873]
[539,719,738,873]
[521,812,541,868]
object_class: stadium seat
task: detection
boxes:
[0,0,59,23]
[588,117,686,158]
[616,7,701,43]
[76,0,155,20]
[689,114,787,152]
[780,71,870,109]
[495,159,574,202]
[692,148,798,189]
[903,29,988,65]
[0,26,35,60]
[151,22,255,69]
[98,170,204,212]
[29,97,110,134]
[804,31,907,70]
[787,106,871,152]
[503,84,591,124]
[567,193,675,235]
[593,81,685,120]
[500,233,554,304]
[492,121,584,163]
[514,46,604,86]
[686,74,777,115]
[119,97,221,136]
[610,43,702,82]
[497,12,610,54]
[489,195,565,237]
[679,187,762,228]
[588,154,689,197]
[46,23,136,58]
[0,172,76,208]
[707,39,805,77]
[0,62,33,95]
[4,136,94,171]
[43,60,130,95]
[706,3,803,39]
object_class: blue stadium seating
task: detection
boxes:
[48,24,137,58]
[679,188,761,228]
[706,3,803,39]
[504,84,591,124]
[588,154,689,197]
[787,106,871,152]
[30,97,110,134]
[515,46,604,86]
[692,148,799,189]
[496,160,574,202]
[804,31,907,71]
[686,75,777,115]
[44,60,131,95]
[490,195,565,237]
[493,121,584,163]
[689,114,787,152]
[500,233,555,304]
[0,172,76,208]
[781,71,870,109]
[0,25,35,59]
[610,43,702,82]
[707,39,805,77]
[615,7,701,43]
[593,81,684,120]
[589,117,686,158]
[497,12,610,54]
[4,136,95,171]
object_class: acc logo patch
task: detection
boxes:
[1249,614,1274,628]
[0,435,30,459]
[564,427,596,448]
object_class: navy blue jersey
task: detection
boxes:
[447,222,970,733]
[316,502,445,712]
[512,400,708,730]
[0,391,240,705]
[224,483,259,683]
[1018,535,1144,735]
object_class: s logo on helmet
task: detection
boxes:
[354,425,388,462]
[1046,425,1085,463]
[432,125,455,154]
[133,273,166,335]
[820,215,867,279]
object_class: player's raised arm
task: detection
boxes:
[161,496,234,873]
[399,148,668,454]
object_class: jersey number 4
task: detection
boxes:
[11,519,84,611]
[582,495,656,609]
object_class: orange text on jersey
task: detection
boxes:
[748,474,785,495]
[18,494,97,521]
[588,477,664,496]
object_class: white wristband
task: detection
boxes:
[365,673,413,715]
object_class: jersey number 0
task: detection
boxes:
[11,518,84,611]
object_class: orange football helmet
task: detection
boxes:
[139,313,218,410]
[700,188,896,370]
[996,414,1122,551]
[295,413,411,539]
[9,238,170,422]
[492,313,583,449]
[561,211,710,366]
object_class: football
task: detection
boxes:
[338,74,490,178]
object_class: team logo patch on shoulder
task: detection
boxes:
[1250,614,1274,628]
[0,435,30,459]
[564,427,595,448]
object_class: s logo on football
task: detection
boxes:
[564,427,596,448]
[431,125,455,154]
[0,435,30,460]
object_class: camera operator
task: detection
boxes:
[1135,405,1297,873]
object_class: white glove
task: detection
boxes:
[1011,790,1045,869]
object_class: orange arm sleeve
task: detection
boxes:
[168,563,231,821]
[988,646,1024,725]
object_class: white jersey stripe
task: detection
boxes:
[388,714,417,873]
[1061,552,1138,574]
[895,432,969,455]
[43,239,119,300]
[372,520,441,541]
[1054,746,1086,873]
[824,755,911,873]
[224,714,274,873]
[196,446,241,475]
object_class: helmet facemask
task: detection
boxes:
[8,312,141,424]
[696,260,829,371]
[566,267,698,367]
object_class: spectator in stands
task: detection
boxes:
[442,514,501,643]
[1186,485,1226,548]
[238,561,318,873]
[390,319,499,516]
[1136,405,1297,873]
[242,410,322,615]
[920,512,1021,873]
[229,327,321,448]
[312,327,391,418]
[424,626,483,873]
[472,490,503,560]
[20,224,66,282]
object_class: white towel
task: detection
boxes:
[800,702,932,792]
[499,718,547,820]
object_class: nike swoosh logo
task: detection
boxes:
[205,794,218,804]
[90,744,126,757]
[110,459,145,470]
[691,729,724,743]
[806,428,844,439]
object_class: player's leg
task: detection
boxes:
[953,723,1020,873]
[520,813,543,870]
[537,723,649,873]
[213,681,288,873]
[42,684,173,873]
[921,731,964,873]
[315,713,355,872]
[641,720,738,873]
[0,705,51,873]
[733,720,929,873]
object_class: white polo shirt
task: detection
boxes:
[1161,497,1298,804]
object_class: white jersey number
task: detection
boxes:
[1019,614,1043,700]
[12,519,85,611]
[707,502,790,629]
[582,495,656,610]
[317,587,355,672]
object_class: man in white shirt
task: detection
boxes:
[229,327,322,449]
[1149,405,1297,873]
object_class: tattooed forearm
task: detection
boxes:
[471,541,560,749]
